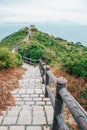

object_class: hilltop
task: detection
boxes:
[0,26,87,110]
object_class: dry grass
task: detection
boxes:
[49,66,87,130]
[51,66,87,111]
[0,66,27,115]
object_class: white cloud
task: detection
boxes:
[0,0,87,24]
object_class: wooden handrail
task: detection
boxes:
[39,59,87,130]
[22,56,39,64]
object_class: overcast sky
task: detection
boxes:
[0,0,87,24]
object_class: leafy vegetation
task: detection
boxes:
[18,27,87,109]
[0,26,86,78]
[18,27,87,79]
[0,48,22,69]
[18,29,60,64]
[0,27,29,50]
[18,42,44,60]
[62,44,87,79]
[0,26,87,109]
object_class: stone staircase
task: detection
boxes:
[0,63,53,130]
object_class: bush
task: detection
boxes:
[18,42,45,60]
[62,52,87,78]
[18,41,57,63]
[0,48,22,69]
[31,27,38,32]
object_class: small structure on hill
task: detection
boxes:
[29,25,35,35]
[30,25,35,28]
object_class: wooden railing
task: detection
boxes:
[39,59,87,130]
[22,56,39,64]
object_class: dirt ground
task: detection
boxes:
[0,66,26,116]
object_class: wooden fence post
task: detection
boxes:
[39,60,45,83]
[45,66,50,97]
[52,77,68,130]
[42,62,45,84]
[41,62,45,84]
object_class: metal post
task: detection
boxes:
[52,77,68,130]
[45,66,50,97]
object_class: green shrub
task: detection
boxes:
[62,51,87,78]
[56,37,67,42]
[13,53,22,66]
[0,48,22,69]
[18,41,57,63]
[0,27,29,50]
[31,27,38,32]
[18,42,45,60]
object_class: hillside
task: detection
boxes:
[0,27,29,50]
[18,27,87,110]
[0,26,87,110]
[18,27,87,79]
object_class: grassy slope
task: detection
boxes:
[18,28,87,74]
[1,26,86,79]
[0,27,87,109]
[31,29,87,79]
[18,28,87,110]
[0,27,29,50]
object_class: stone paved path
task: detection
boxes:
[0,63,53,130]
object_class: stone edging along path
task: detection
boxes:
[0,63,53,130]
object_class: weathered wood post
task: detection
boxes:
[39,60,45,83]
[42,62,45,84]
[45,66,50,97]
[52,77,68,130]
[39,60,42,73]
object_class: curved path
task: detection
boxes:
[0,63,53,130]
[22,30,30,42]
[12,28,30,52]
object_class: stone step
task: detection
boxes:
[0,64,53,130]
